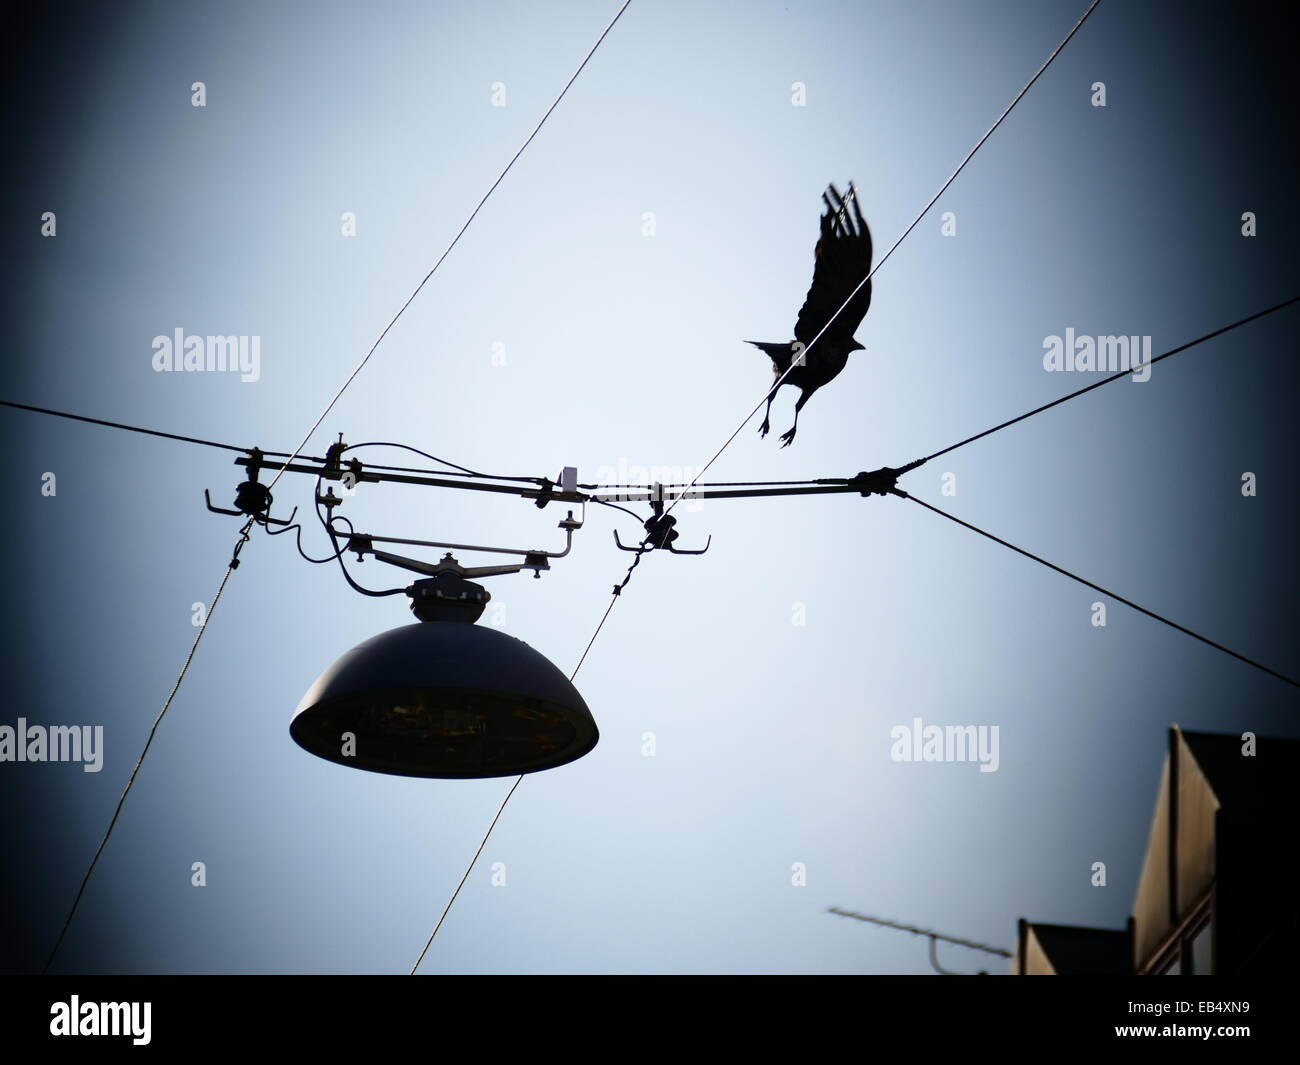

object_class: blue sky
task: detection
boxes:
[3,0,1297,974]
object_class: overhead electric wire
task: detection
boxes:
[0,392,877,504]
[373,0,636,973]
[0,397,549,491]
[342,440,485,477]
[921,294,1300,464]
[13,299,1297,677]
[23,0,1287,975]
[264,0,634,498]
[580,477,828,489]
[408,564,636,976]
[410,1,1110,973]
[573,533,655,671]
[583,297,1300,509]
[584,293,1300,497]
[543,5,1112,740]
[0,396,850,500]
[409,517,650,977]
[1,398,251,453]
[42,517,257,973]
[409,774,524,975]
[905,494,1300,690]
[349,457,538,482]
[324,277,1300,894]
[32,0,633,978]
[649,0,1102,532]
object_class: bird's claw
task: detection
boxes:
[758,418,770,438]
[779,428,796,448]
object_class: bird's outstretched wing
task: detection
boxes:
[793,183,873,348]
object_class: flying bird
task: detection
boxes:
[748,182,873,447]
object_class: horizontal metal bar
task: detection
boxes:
[353,532,546,558]
[239,457,545,498]
[241,457,897,504]
[589,484,866,502]
[370,549,525,579]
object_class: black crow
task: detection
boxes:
[748,182,873,447]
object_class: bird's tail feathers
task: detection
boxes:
[747,340,799,375]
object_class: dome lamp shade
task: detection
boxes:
[291,575,598,778]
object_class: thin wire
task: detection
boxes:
[264,517,351,564]
[343,441,485,477]
[905,495,1299,689]
[0,398,848,501]
[582,478,825,489]
[655,0,1101,529]
[583,295,1299,493]
[42,517,257,973]
[408,774,524,975]
[922,294,1300,464]
[34,0,634,979]
[1,398,250,453]
[590,496,648,524]
[409,538,647,975]
[265,0,634,497]
[404,2,636,975]
[409,4,1108,974]
[255,445,534,481]
[569,596,623,681]
[0,400,521,483]
[526,18,1123,944]
[316,485,408,597]
[570,540,652,677]
[351,458,539,483]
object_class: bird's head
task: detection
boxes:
[850,340,866,354]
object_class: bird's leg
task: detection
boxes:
[758,390,775,438]
[780,391,811,448]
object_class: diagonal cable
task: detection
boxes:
[37,0,632,974]
[1,398,250,453]
[41,518,257,973]
[265,0,633,495]
[655,0,1103,528]
[905,495,1299,689]
[921,294,1300,463]
[421,7,1109,973]
[409,542,647,974]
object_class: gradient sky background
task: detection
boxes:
[2,0,1297,974]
